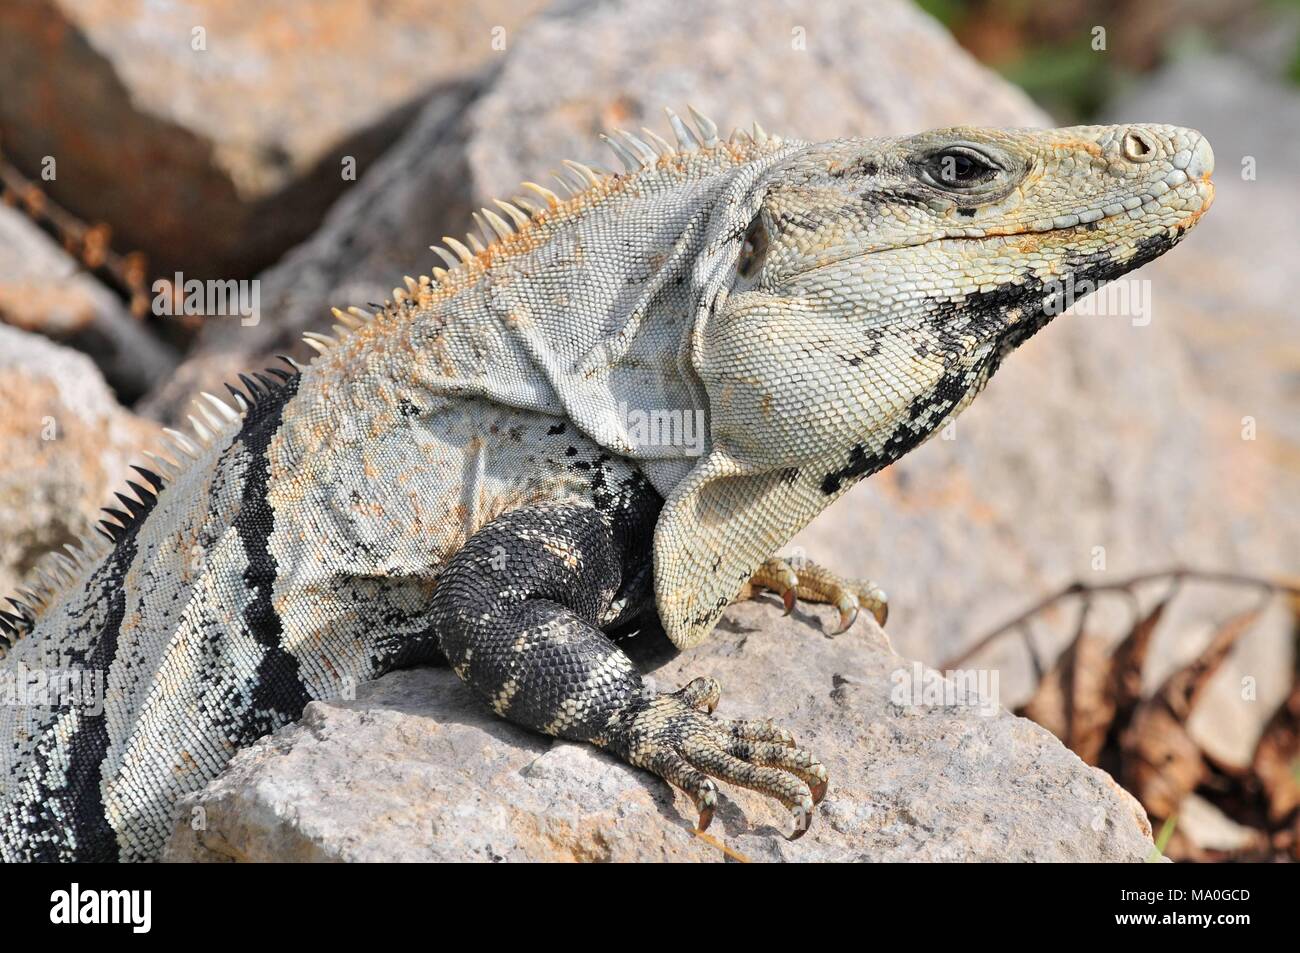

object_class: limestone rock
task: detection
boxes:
[139,87,483,419]
[0,201,176,399]
[0,0,545,278]
[164,601,1154,862]
[463,0,1042,200]
[0,323,160,597]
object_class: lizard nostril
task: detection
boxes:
[1121,129,1156,162]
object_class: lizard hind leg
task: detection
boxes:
[743,556,889,633]
[429,501,827,840]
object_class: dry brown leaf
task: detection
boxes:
[1160,607,1260,721]
[1250,597,1300,825]
[1123,606,1260,824]
[1251,682,1300,825]
[1121,701,1205,819]
[984,574,1298,858]
[1016,654,1071,742]
[1019,598,1171,766]
[1110,595,1169,715]
[1066,632,1117,764]
[1016,632,1114,761]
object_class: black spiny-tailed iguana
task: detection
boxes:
[0,111,1214,861]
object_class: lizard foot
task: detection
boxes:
[744,556,888,632]
[602,677,827,839]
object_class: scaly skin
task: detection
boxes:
[0,114,1213,860]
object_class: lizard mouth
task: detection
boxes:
[789,135,1214,281]
[968,134,1214,241]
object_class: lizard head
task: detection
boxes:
[699,124,1214,477]
[658,124,1213,646]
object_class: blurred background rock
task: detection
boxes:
[0,0,1295,856]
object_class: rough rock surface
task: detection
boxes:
[163,601,1154,862]
[461,0,1041,197]
[0,0,544,277]
[144,0,1043,419]
[0,201,176,399]
[0,324,159,597]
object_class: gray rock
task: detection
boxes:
[0,0,546,278]
[463,0,1043,199]
[0,324,160,598]
[163,601,1154,862]
[139,88,483,420]
[0,202,177,399]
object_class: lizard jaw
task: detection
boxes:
[782,127,1215,284]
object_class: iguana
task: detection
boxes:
[0,111,1214,861]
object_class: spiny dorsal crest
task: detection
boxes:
[298,106,782,363]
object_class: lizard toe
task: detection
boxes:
[645,749,719,831]
[744,554,889,632]
[725,738,828,804]
[729,717,797,747]
[743,557,800,616]
[675,675,721,714]
[679,737,817,839]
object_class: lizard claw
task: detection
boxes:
[789,804,813,840]
[694,782,718,832]
[861,584,888,627]
[676,676,721,714]
[868,593,888,627]
[743,555,888,632]
[747,557,800,616]
[606,683,827,841]
[830,591,859,635]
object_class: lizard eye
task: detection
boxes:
[923,147,1000,189]
[737,213,768,279]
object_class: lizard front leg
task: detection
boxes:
[429,501,827,838]
[740,556,889,633]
